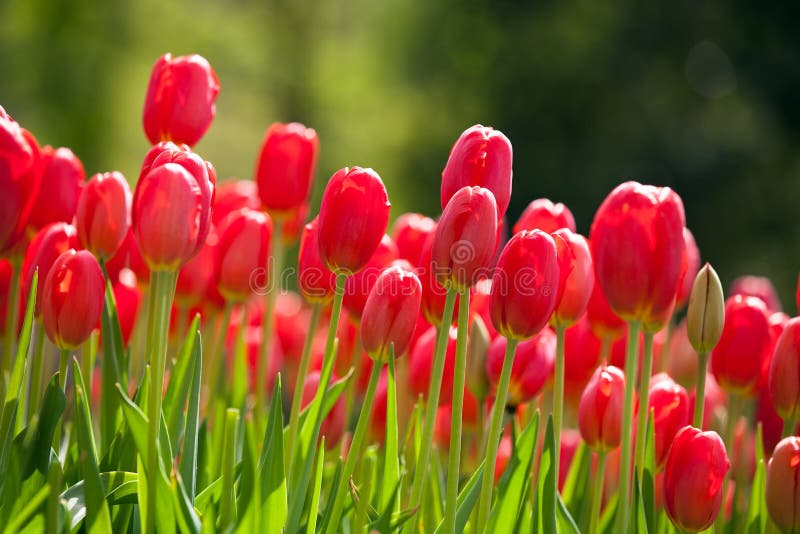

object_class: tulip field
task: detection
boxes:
[1,52,799,533]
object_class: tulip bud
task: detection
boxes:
[360,265,422,362]
[391,213,436,267]
[441,124,513,218]
[578,365,627,452]
[343,235,398,319]
[27,146,84,231]
[408,325,457,404]
[20,222,79,318]
[467,314,492,401]
[113,269,141,346]
[563,318,602,403]
[419,229,460,326]
[648,373,690,469]
[589,181,686,327]
[766,436,800,532]
[255,122,319,218]
[586,281,626,342]
[675,228,701,309]
[489,229,559,340]
[1,112,41,255]
[76,171,132,260]
[280,201,309,245]
[513,198,576,235]
[730,275,782,313]
[212,180,261,226]
[550,229,594,328]
[176,228,221,308]
[768,317,800,422]
[486,329,556,406]
[686,263,725,354]
[143,53,220,147]
[298,217,336,304]
[663,426,730,532]
[42,249,105,350]
[317,167,391,275]
[216,208,273,302]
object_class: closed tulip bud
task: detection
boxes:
[676,228,701,309]
[391,213,436,267]
[513,198,576,235]
[360,265,422,362]
[769,317,800,421]
[551,229,594,328]
[441,124,513,218]
[711,295,771,397]
[1,112,41,255]
[490,229,559,340]
[408,325,457,404]
[176,228,220,308]
[486,329,556,406]
[663,426,730,532]
[589,181,686,328]
[344,234,398,319]
[648,373,690,469]
[586,281,626,342]
[467,314,492,400]
[255,122,319,218]
[564,317,602,402]
[730,275,782,313]
[143,53,220,147]
[212,180,260,226]
[579,365,627,452]
[42,249,105,350]
[216,208,272,302]
[298,217,336,304]
[113,269,141,346]
[686,263,725,354]
[766,436,800,532]
[419,230,460,325]
[76,171,132,259]
[21,222,79,318]
[280,201,308,245]
[317,167,390,275]
[27,146,84,231]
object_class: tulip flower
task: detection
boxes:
[106,228,150,287]
[41,249,105,351]
[76,171,132,260]
[485,329,556,406]
[408,325,457,404]
[579,365,627,452]
[112,269,141,346]
[20,222,79,318]
[142,53,220,147]
[297,217,336,305]
[648,374,690,469]
[730,275,782,313]
[489,229,559,340]
[513,198,576,235]
[419,229,460,326]
[215,208,273,302]
[676,228,701,309]
[441,124,513,218]
[360,265,422,362]
[769,317,800,431]
[1,110,41,256]
[391,213,436,267]
[301,371,347,448]
[176,227,222,309]
[317,167,391,275]
[563,317,602,404]
[550,228,594,328]
[255,122,319,218]
[212,180,261,226]
[663,426,730,532]
[27,146,84,231]
[586,281,626,345]
[711,295,771,398]
[766,436,800,532]
[343,234,398,319]
[280,201,308,245]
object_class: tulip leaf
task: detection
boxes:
[23,375,65,478]
[432,459,485,534]
[258,375,287,534]
[305,437,325,534]
[3,483,50,532]
[61,471,139,530]
[178,328,203,502]
[642,411,656,533]
[380,352,400,517]
[562,441,592,529]
[99,270,126,454]
[164,314,201,447]
[745,423,767,534]
[556,494,581,534]
[536,415,557,534]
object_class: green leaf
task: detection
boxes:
[305,437,325,534]
[164,314,201,445]
[632,472,648,534]
[99,269,126,454]
[172,473,202,534]
[536,415,557,534]
[61,472,138,530]
[745,423,767,534]
[487,410,540,531]
[556,494,580,534]
[259,375,287,534]
[178,329,203,502]
[219,408,240,530]
[380,351,400,516]
[561,441,591,528]
[3,484,49,532]
[22,374,65,478]
[432,460,485,534]
[641,411,656,534]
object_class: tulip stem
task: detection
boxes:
[207,302,234,410]
[693,352,709,428]
[28,323,46,418]
[403,289,458,534]
[782,417,796,438]
[324,358,383,533]
[58,349,70,392]
[476,336,519,532]
[552,325,567,492]
[382,345,400,514]
[715,392,742,532]
[258,218,284,411]
[2,256,21,375]
[634,330,655,477]
[588,450,608,534]
[443,288,471,534]
[144,270,177,534]
[286,303,321,470]
[614,320,640,534]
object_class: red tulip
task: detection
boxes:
[766,436,800,532]
[343,235,398,319]
[441,124,513,218]
[142,53,220,147]
[489,229,559,340]
[768,316,800,421]
[648,373,690,469]
[41,249,105,350]
[106,229,150,287]
[419,229,459,325]
[663,426,730,532]
[76,171,132,259]
[551,228,594,327]
[665,320,698,389]
[578,365,627,452]
[711,295,771,397]
[432,186,498,290]
[280,201,308,245]
[301,371,347,448]
[675,228,700,309]
[589,181,685,329]
[27,146,84,231]
[317,167,390,275]
[0,110,41,256]
[563,317,602,403]
[112,269,142,346]
[360,265,422,361]
[586,280,626,343]
[434,389,480,448]
[255,122,319,218]
[215,208,272,302]
[298,217,336,304]
[486,329,556,406]
[20,222,79,317]
[176,227,221,308]
[513,198,576,235]
[730,275,781,313]
[408,325,457,405]
[0,260,11,336]
[391,213,436,267]
[212,180,260,226]
[272,291,307,364]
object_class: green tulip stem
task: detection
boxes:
[634,330,655,477]
[614,320,641,534]
[552,324,567,491]
[28,323,46,418]
[783,416,797,438]
[2,256,21,374]
[588,450,608,534]
[693,352,709,427]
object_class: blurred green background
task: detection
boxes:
[2,0,799,308]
